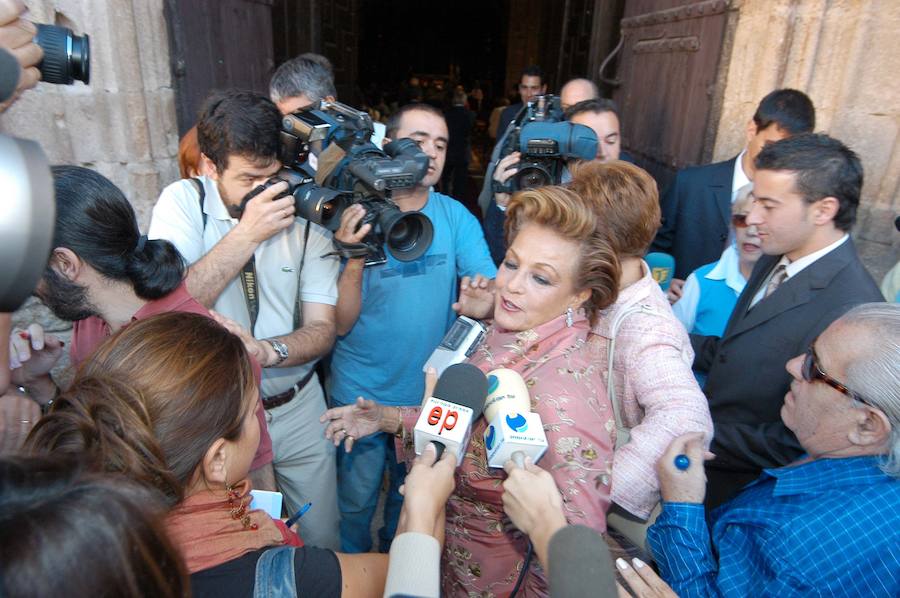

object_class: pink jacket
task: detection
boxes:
[589,263,713,518]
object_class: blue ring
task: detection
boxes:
[674,454,691,471]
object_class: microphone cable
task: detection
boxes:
[508,540,534,598]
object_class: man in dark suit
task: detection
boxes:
[693,133,884,509]
[495,65,546,139]
[653,89,816,291]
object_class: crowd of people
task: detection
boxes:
[1,1,899,595]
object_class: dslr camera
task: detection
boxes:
[493,95,597,194]
[242,100,433,265]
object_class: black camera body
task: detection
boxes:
[242,101,433,264]
[494,95,598,194]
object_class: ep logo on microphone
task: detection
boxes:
[414,396,475,462]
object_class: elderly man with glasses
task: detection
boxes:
[648,302,900,597]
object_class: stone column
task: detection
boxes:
[712,0,900,279]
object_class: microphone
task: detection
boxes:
[413,363,487,463]
[0,48,21,104]
[645,251,675,291]
[548,525,618,598]
[482,369,547,468]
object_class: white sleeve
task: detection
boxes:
[297,222,339,305]
[148,180,207,265]
[382,532,440,598]
[671,272,700,333]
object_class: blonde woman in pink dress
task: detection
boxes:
[322,185,620,596]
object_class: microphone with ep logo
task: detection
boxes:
[413,363,487,463]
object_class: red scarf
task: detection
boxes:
[165,480,301,573]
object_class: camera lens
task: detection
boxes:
[34,24,90,85]
[384,211,433,261]
[515,165,551,190]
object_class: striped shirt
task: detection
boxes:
[648,456,900,597]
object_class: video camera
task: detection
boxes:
[242,100,434,264]
[493,95,597,194]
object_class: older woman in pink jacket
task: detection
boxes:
[569,161,713,529]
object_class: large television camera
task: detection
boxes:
[241,100,433,264]
[493,95,598,194]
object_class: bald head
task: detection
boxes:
[560,78,599,111]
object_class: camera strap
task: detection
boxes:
[324,238,374,260]
[191,178,309,334]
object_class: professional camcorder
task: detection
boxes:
[493,95,597,194]
[242,100,434,264]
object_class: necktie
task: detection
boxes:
[764,264,789,299]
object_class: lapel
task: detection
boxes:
[724,240,855,340]
[709,156,738,229]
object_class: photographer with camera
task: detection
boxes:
[148,89,342,550]
[327,103,496,554]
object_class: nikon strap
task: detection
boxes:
[191,177,308,336]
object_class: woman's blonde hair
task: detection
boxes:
[504,185,620,324]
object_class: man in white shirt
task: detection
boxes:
[149,89,341,548]
[691,133,884,510]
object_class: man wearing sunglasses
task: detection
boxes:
[648,303,900,597]
[692,133,884,510]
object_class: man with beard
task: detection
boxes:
[148,89,341,548]
[7,166,274,471]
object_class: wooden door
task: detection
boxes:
[612,0,735,187]
[165,0,277,136]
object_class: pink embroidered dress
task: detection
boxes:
[396,311,615,597]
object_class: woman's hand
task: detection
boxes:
[493,151,521,208]
[396,442,456,543]
[452,275,495,320]
[615,557,678,597]
[320,397,385,452]
[656,432,714,504]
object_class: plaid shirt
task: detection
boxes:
[648,456,900,597]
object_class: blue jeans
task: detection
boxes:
[336,432,407,553]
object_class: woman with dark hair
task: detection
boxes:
[322,185,620,596]
[26,312,453,597]
[0,455,188,598]
[9,165,274,478]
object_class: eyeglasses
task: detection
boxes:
[801,345,871,406]
[731,214,749,228]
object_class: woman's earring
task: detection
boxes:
[565,307,574,328]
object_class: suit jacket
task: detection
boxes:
[691,238,883,504]
[651,157,737,279]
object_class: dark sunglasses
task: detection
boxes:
[801,345,870,406]
[731,214,750,228]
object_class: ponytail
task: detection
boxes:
[51,166,185,301]
[25,375,184,504]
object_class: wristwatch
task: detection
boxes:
[266,339,289,367]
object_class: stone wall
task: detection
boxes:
[0,0,176,228]
[1,0,176,378]
[712,0,900,280]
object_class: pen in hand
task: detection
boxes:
[285,502,312,528]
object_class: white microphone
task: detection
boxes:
[482,369,548,468]
[413,363,487,463]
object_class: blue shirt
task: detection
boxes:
[673,244,746,337]
[330,190,497,407]
[648,456,900,597]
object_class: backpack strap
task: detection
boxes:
[191,177,207,230]
[253,546,297,598]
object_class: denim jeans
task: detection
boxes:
[336,432,407,553]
